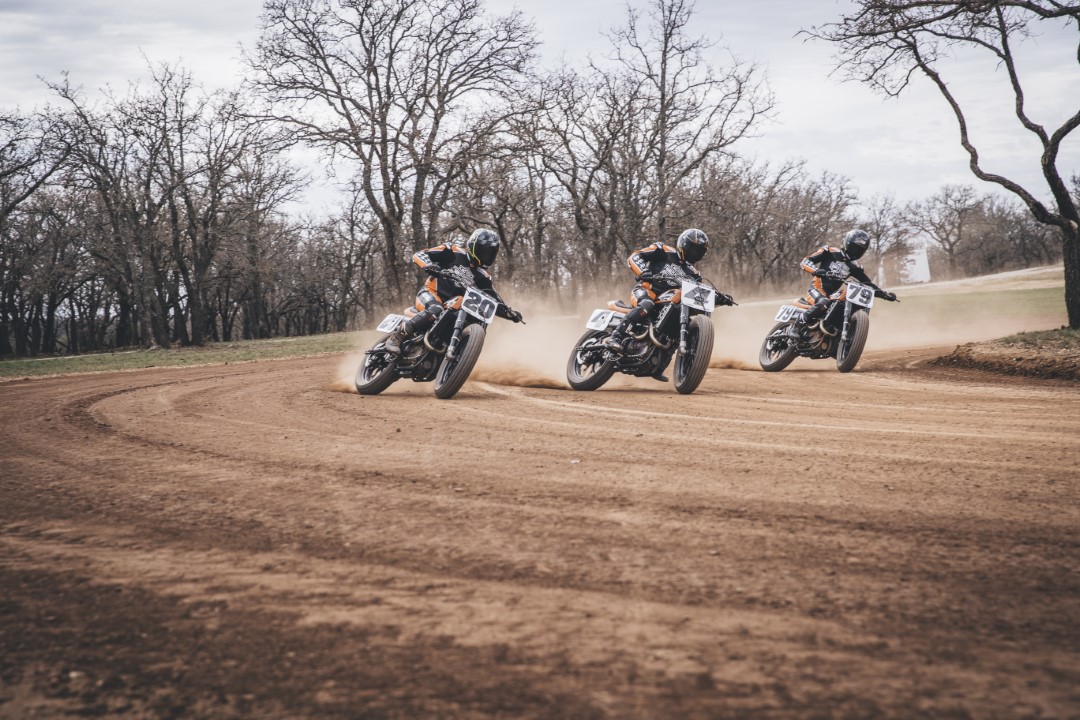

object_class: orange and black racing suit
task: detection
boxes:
[401,243,517,337]
[798,245,880,326]
[609,241,732,346]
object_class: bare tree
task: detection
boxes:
[857,193,914,285]
[611,0,773,244]
[247,0,539,299]
[806,1,1080,326]
[906,184,982,279]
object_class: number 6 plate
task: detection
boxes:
[461,287,499,324]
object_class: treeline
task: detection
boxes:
[0,0,1064,357]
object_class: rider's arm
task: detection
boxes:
[800,247,829,275]
[628,243,664,278]
[412,244,453,272]
[847,261,877,287]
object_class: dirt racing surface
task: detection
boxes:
[2,347,1079,718]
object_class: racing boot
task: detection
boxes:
[383,326,408,355]
[603,329,628,353]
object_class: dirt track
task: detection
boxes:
[2,348,1079,718]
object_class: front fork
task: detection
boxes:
[445,309,468,360]
[839,301,852,347]
[678,304,689,355]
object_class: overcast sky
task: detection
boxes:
[2,0,1077,213]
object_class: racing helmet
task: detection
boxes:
[466,228,500,268]
[676,228,709,263]
[843,229,870,260]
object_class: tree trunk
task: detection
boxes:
[1063,224,1080,329]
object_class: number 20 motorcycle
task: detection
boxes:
[566,267,735,394]
[355,269,504,399]
[758,279,898,373]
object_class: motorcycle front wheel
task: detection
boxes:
[355,339,399,395]
[566,329,616,391]
[758,322,799,372]
[433,324,486,399]
[673,315,714,395]
[836,309,870,373]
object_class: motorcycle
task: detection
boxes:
[355,267,509,399]
[566,266,735,395]
[758,279,897,373]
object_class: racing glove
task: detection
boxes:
[505,308,524,323]
[874,289,897,302]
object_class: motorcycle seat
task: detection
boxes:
[792,299,812,309]
[608,300,633,312]
[403,307,419,318]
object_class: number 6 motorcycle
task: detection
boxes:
[566,267,735,394]
[758,279,898,373]
[355,272,505,399]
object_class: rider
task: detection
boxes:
[790,228,897,337]
[383,228,523,355]
[604,229,734,377]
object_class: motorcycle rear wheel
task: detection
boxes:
[758,322,799,372]
[566,329,616,391]
[433,324,486,399]
[836,309,869,373]
[355,340,399,395]
[673,315,714,395]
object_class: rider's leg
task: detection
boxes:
[385,291,442,354]
[605,288,654,351]
[792,288,828,337]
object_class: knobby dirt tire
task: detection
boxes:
[355,341,399,395]
[566,329,616,391]
[433,324,486,399]
[836,309,870,373]
[673,315,714,395]
[758,322,799,372]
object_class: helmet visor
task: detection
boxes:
[681,241,707,263]
[474,242,498,267]
[845,242,867,260]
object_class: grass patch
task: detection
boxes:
[998,327,1080,350]
[0,332,373,380]
[893,286,1064,321]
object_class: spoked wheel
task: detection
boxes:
[355,341,399,395]
[566,329,616,391]
[836,309,870,373]
[758,322,799,372]
[673,315,714,395]
[433,324,486,399]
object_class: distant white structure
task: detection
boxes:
[902,247,931,284]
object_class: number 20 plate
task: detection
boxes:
[461,287,499,324]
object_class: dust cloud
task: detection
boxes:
[330,265,1066,389]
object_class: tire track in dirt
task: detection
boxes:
[3,351,1079,718]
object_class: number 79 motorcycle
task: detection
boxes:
[758,279,898,373]
[566,267,735,394]
[355,271,507,399]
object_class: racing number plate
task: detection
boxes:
[680,280,715,312]
[775,305,804,322]
[846,282,875,308]
[585,309,617,330]
[461,287,499,324]
[376,314,406,333]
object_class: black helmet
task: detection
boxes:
[843,229,870,260]
[676,228,709,263]
[466,228,500,268]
